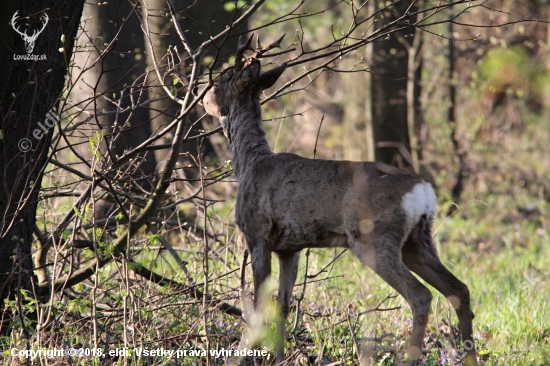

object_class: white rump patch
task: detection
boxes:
[401,182,437,234]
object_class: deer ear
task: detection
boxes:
[237,60,261,89]
[258,63,287,90]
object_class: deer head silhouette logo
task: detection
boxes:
[11,11,49,54]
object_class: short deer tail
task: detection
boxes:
[402,182,437,235]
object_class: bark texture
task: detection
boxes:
[0,0,85,335]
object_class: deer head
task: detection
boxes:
[11,11,49,54]
[193,34,287,119]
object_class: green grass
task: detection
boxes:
[272,201,549,365]
[436,215,550,365]
[7,157,548,366]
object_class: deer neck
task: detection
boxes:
[222,95,272,178]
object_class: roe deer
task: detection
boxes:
[193,35,477,366]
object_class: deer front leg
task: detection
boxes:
[275,251,300,364]
[236,244,272,365]
[250,244,272,308]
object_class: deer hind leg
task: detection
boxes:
[402,227,478,366]
[274,251,300,364]
[352,237,432,365]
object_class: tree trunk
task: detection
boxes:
[71,0,157,195]
[448,9,468,212]
[0,0,85,335]
[145,0,245,168]
[342,46,375,162]
[366,1,418,166]
[407,11,424,174]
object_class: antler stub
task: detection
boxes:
[252,33,285,59]
[235,34,254,71]
[234,33,287,70]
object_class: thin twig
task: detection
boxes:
[313,115,324,159]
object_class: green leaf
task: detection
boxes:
[224,1,248,12]
[73,207,85,223]
[150,234,163,246]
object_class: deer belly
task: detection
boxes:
[269,219,349,251]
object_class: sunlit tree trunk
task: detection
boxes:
[342,45,375,162]
[145,0,246,168]
[71,0,157,193]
